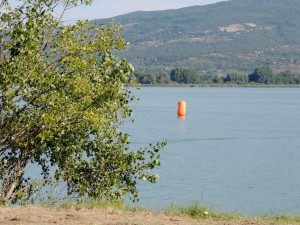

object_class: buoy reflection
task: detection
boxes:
[177,115,186,135]
[177,115,186,120]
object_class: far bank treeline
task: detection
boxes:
[131,67,300,85]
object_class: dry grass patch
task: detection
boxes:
[0,203,300,225]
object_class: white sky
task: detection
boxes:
[63,0,228,22]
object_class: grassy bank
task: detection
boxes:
[63,200,300,223]
[164,204,300,224]
[1,200,298,225]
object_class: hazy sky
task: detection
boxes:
[63,0,228,22]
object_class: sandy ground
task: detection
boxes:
[0,206,297,225]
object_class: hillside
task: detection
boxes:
[93,0,300,75]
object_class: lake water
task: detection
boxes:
[124,87,300,215]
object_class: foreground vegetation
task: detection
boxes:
[0,0,165,205]
[1,201,300,225]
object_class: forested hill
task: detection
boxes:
[93,0,300,75]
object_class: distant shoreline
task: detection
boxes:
[131,83,300,88]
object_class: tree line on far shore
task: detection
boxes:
[131,66,300,85]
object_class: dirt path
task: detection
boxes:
[0,206,296,225]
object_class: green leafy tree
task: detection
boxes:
[277,71,297,84]
[223,73,248,84]
[0,0,165,204]
[212,75,224,84]
[170,68,199,84]
[137,72,157,84]
[248,66,274,84]
[156,73,170,84]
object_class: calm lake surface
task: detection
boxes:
[124,87,300,215]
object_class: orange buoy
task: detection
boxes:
[177,101,186,116]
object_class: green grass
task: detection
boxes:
[164,204,241,220]
[58,199,124,210]
[56,199,152,213]
[165,204,300,223]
